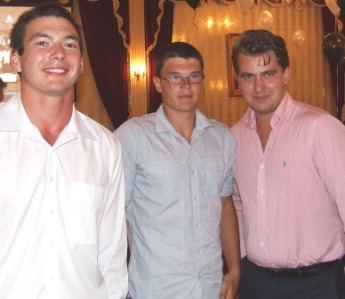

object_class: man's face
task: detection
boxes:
[236,51,290,119]
[10,16,83,98]
[153,57,204,116]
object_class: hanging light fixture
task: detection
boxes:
[263,0,326,9]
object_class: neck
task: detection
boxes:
[256,114,272,151]
[21,92,74,145]
[164,107,196,143]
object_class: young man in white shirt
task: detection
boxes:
[0,3,128,298]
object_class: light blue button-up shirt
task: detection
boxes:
[115,105,235,299]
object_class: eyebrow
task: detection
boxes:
[240,69,277,78]
[166,71,202,76]
[30,32,80,43]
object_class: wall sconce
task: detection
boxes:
[133,65,146,81]
[205,17,234,30]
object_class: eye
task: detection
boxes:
[36,40,49,47]
[170,74,182,80]
[241,73,254,81]
[65,42,79,49]
[190,73,200,79]
[264,71,275,78]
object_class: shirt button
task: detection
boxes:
[49,177,54,182]
[50,210,54,215]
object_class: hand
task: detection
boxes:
[219,272,240,299]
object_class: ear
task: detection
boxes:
[153,76,162,93]
[80,57,84,73]
[283,66,291,85]
[10,50,22,73]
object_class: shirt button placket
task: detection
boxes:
[257,162,266,250]
[45,149,59,299]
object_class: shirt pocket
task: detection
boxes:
[199,159,225,240]
[64,182,105,244]
[138,161,183,228]
[201,159,225,197]
[145,161,182,201]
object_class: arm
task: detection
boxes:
[219,195,241,299]
[114,124,136,208]
[99,140,128,298]
[232,182,246,258]
[312,115,345,228]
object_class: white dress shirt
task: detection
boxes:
[0,95,128,299]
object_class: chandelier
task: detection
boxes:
[262,0,326,9]
[182,0,327,10]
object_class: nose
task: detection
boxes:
[253,76,264,92]
[180,76,191,88]
[50,43,66,60]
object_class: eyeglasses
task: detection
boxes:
[161,73,205,85]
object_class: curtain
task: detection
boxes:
[144,0,174,114]
[322,8,345,120]
[78,0,130,128]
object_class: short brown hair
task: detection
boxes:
[231,29,289,75]
[10,2,83,55]
[155,42,204,77]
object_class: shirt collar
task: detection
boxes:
[154,104,214,135]
[0,93,23,131]
[0,93,95,141]
[242,92,293,129]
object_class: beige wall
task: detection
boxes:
[74,0,335,130]
[173,1,335,126]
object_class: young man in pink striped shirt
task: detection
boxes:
[230,29,345,299]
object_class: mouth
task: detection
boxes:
[43,67,68,75]
[253,94,269,102]
[179,94,192,99]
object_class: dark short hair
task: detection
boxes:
[231,29,289,74]
[155,42,204,76]
[10,2,83,55]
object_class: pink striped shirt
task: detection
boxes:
[231,93,345,268]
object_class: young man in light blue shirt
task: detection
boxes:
[116,42,240,299]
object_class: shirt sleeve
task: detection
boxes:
[220,127,236,197]
[232,182,246,258]
[114,124,137,208]
[98,136,128,298]
[312,115,345,231]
